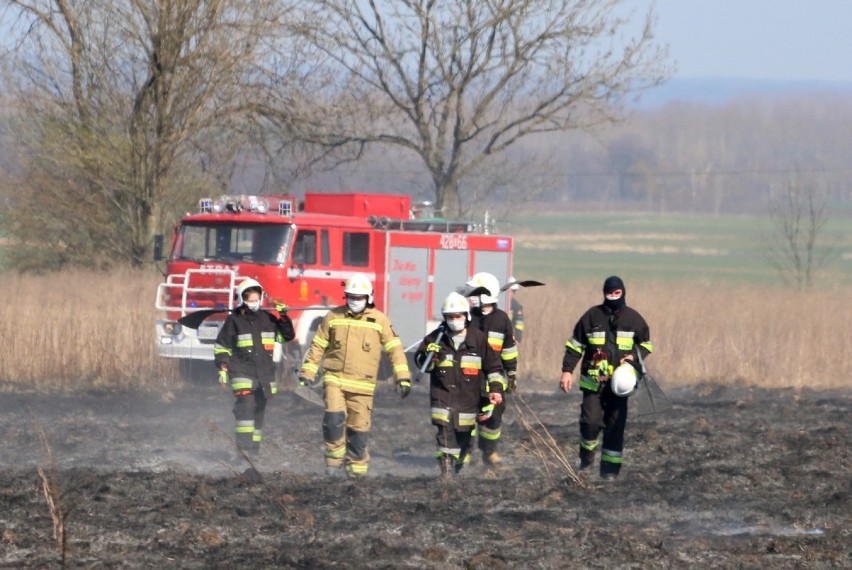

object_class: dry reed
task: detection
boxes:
[0,269,849,391]
[0,268,179,391]
[36,424,70,565]
[516,278,852,390]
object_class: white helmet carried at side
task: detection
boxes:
[466,272,500,305]
[343,272,374,303]
[508,276,520,291]
[441,291,471,319]
[611,362,639,397]
[235,278,263,304]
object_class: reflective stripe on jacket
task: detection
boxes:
[470,307,518,375]
[562,304,653,392]
[414,326,504,430]
[214,308,296,396]
[299,305,410,394]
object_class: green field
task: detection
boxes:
[506,211,852,286]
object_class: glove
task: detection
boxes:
[398,379,411,399]
[506,371,517,393]
[275,303,288,313]
[478,403,495,422]
[218,368,229,387]
[299,376,317,388]
[426,342,441,353]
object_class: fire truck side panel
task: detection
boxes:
[156,194,514,381]
[386,246,430,350]
[431,249,470,320]
[471,249,514,308]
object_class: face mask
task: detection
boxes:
[348,299,367,314]
[603,292,625,312]
[446,318,466,332]
[245,301,261,312]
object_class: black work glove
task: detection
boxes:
[398,379,412,399]
[506,371,517,393]
[299,376,318,388]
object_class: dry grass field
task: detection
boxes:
[1,269,849,568]
[1,268,849,391]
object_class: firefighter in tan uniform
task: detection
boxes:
[299,273,411,478]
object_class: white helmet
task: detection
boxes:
[466,272,500,305]
[611,363,638,397]
[236,278,263,303]
[441,291,471,319]
[343,272,373,303]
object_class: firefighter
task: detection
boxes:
[214,278,296,459]
[558,276,653,480]
[414,292,505,476]
[465,272,518,468]
[508,278,525,344]
[298,273,411,478]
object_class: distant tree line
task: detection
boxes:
[301,94,852,221]
[1,1,848,276]
[0,0,666,269]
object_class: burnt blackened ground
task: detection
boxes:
[0,382,849,568]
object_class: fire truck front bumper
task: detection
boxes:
[155,320,219,360]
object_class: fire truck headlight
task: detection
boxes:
[159,336,173,345]
[163,322,183,335]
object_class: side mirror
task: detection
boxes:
[153,234,164,261]
[287,266,304,280]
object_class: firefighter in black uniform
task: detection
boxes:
[508,278,525,344]
[465,272,519,468]
[559,276,653,480]
[415,292,505,476]
[214,278,296,458]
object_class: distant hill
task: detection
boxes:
[636,77,852,107]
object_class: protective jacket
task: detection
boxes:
[510,297,525,343]
[414,326,505,431]
[562,304,653,392]
[300,305,410,394]
[469,307,518,376]
[214,308,296,396]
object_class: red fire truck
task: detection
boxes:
[155,192,514,382]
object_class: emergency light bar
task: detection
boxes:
[197,195,292,215]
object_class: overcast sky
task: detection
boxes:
[635,0,852,82]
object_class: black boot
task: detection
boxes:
[578,448,595,471]
[437,456,453,477]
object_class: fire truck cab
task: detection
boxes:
[155,192,514,383]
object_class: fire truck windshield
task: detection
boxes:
[173,222,292,265]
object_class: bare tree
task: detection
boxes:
[766,176,830,289]
[272,0,669,217]
[0,0,293,267]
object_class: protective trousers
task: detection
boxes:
[579,388,627,476]
[477,400,505,457]
[323,383,373,477]
[435,424,474,474]
[232,388,267,454]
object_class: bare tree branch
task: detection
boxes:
[273,0,670,216]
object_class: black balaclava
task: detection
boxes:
[602,275,626,312]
